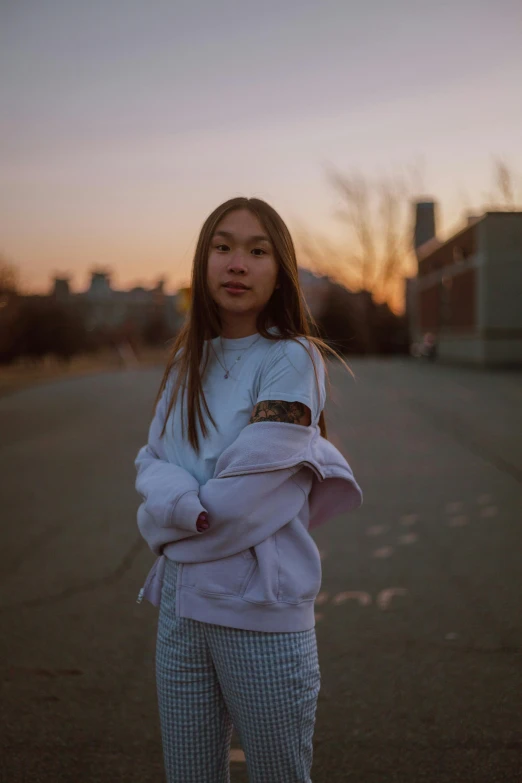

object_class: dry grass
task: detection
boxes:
[0,346,170,398]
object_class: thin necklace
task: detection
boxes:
[215,333,263,379]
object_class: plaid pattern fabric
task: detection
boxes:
[156,558,320,782]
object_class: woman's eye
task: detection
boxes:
[251,248,267,256]
[215,244,230,252]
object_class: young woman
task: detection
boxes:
[135,197,362,783]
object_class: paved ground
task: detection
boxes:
[0,359,521,782]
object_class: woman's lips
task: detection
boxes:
[223,285,249,294]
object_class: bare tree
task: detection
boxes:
[0,256,19,295]
[297,227,348,284]
[481,158,521,211]
[495,159,515,208]
[328,167,418,308]
[298,167,418,312]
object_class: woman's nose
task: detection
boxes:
[227,251,248,272]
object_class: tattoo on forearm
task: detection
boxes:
[249,400,311,426]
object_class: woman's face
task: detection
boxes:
[207,209,279,332]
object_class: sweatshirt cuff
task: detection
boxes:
[168,489,206,532]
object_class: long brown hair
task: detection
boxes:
[154,197,351,452]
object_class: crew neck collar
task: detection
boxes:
[213,325,279,350]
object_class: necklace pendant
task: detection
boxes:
[224,371,229,379]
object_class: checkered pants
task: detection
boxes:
[156,558,320,783]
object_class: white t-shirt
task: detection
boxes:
[162,326,326,485]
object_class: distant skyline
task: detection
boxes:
[1,0,521,297]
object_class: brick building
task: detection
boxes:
[406,203,522,367]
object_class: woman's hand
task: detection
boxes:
[196,511,209,532]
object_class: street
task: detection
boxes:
[1,359,521,782]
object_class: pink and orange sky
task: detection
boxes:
[1,0,521,296]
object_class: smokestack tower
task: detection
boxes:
[413,200,437,255]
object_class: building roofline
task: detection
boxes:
[416,216,485,262]
[483,209,522,216]
[417,209,522,262]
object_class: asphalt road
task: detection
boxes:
[0,359,521,783]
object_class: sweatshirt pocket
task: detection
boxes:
[241,536,280,604]
[180,549,256,597]
[276,520,322,603]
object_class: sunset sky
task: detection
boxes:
[1,0,521,296]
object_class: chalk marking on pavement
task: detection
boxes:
[399,533,418,544]
[445,502,464,514]
[400,514,419,526]
[366,525,388,536]
[480,506,498,518]
[377,588,408,610]
[332,591,372,606]
[314,612,324,622]
[373,546,394,558]
[315,591,329,606]
[230,749,246,763]
[448,515,469,527]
